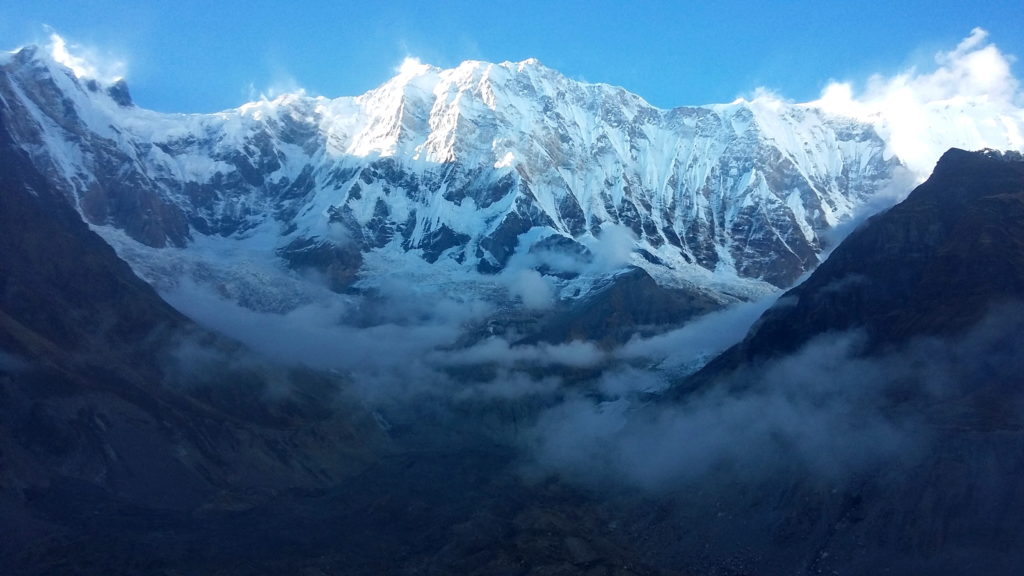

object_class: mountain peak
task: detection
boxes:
[925,147,1024,190]
[936,146,1024,168]
[394,56,440,79]
[15,32,127,84]
[2,40,132,109]
[509,57,547,72]
[8,44,57,74]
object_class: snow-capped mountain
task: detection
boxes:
[1,44,1010,315]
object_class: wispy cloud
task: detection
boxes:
[44,27,126,83]
[525,302,1024,492]
[245,69,306,102]
[810,28,1024,179]
[395,56,431,77]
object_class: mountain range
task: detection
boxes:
[2,46,907,307]
[2,41,1024,575]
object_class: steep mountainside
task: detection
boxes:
[693,147,1024,374]
[4,34,1024,573]
[0,100,673,576]
[650,148,1024,575]
[0,110,385,572]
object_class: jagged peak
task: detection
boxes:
[394,56,441,80]
[3,38,132,108]
[5,44,38,63]
[375,56,631,100]
[932,147,1024,174]
[7,44,60,74]
[514,57,544,68]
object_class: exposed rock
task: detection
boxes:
[531,267,723,347]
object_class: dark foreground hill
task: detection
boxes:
[656,148,1024,574]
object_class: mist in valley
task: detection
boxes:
[158,266,1024,497]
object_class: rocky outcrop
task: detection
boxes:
[531,267,724,347]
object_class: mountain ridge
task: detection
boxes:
[0,44,900,305]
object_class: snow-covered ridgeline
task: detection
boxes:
[2,44,1018,306]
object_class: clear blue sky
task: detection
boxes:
[2,0,1022,113]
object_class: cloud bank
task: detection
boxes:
[525,302,1024,493]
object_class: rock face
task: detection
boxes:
[0,113,669,575]
[0,46,898,302]
[0,108,186,360]
[531,266,723,347]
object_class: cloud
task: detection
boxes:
[44,29,126,83]
[160,278,464,403]
[395,56,432,78]
[524,302,1024,493]
[506,268,555,309]
[495,223,638,308]
[587,223,637,271]
[245,70,306,102]
[810,28,1024,179]
[160,273,601,406]
[526,332,915,492]
[741,86,791,112]
[818,165,917,250]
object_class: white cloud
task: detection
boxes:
[506,268,555,309]
[245,62,307,103]
[395,56,431,78]
[246,78,306,103]
[45,29,126,83]
[587,223,636,271]
[615,295,777,376]
[810,28,1024,180]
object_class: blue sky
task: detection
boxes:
[2,0,1022,113]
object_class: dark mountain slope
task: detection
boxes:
[695,147,1024,379]
[0,108,672,575]
[643,148,1024,575]
[0,102,187,369]
[0,111,385,573]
